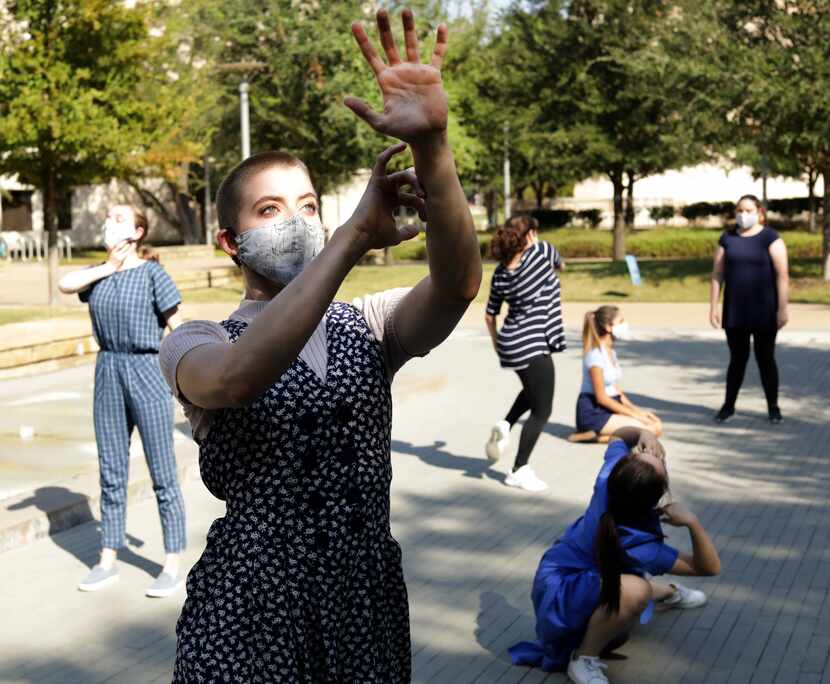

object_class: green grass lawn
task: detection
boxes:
[181,257,829,307]
[0,306,86,326]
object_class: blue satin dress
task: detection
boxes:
[509,441,679,672]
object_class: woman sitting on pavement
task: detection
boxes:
[509,429,720,684]
[571,305,662,443]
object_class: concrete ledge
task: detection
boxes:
[0,448,200,555]
[154,245,215,261]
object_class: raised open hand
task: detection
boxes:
[345,9,448,145]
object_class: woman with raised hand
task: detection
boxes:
[159,9,481,682]
[59,205,186,598]
[710,194,789,424]
[509,429,720,684]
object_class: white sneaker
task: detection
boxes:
[505,465,549,492]
[485,420,511,463]
[661,583,707,609]
[567,655,609,684]
[78,564,119,592]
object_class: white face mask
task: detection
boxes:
[235,214,325,285]
[736,212,758,230]
[103,217,136,249]
[611,321,631,341]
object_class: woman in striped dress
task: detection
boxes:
[484,216,566,492]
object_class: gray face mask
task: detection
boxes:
[235,214,325,285]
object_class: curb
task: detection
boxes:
[0,449,200,555]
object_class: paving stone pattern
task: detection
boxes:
[1,322,829,683]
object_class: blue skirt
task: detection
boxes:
[575,393,616,433]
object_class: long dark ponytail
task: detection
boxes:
[596,455,668,613]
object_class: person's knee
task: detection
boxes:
[619,576,652,618]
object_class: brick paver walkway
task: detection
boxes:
[1,319,829,683]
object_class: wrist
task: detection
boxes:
[332,219,372,263]
[410,132,452,184]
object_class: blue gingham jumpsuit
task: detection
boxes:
[81,260,186,553]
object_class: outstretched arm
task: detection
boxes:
[346,9,482,356]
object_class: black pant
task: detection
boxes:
[724,328,779,411]
[505,354,555,471]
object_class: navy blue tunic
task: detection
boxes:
[719,227,780,331]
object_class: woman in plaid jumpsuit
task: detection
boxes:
[59,205,186,597]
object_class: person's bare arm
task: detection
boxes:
[346,10,481,357]
[164,307,182,333]
[484,313,499,353]
[176,147,418,410]
[590,366,640,417]
[58,242,131,294]
[709,245,725,329]
[662,502,721,577]
[769,238,789,329]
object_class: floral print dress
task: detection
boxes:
[173,301,411,683]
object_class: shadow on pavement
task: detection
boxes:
[7,486,161,575]
[392,439,506,482]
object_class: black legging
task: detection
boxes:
[505,354,554,471]
[724,328,779,411]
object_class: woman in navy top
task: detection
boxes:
[710,194,790,423]
[484,215,566,492]
[509,430,720,684]
[59,205,186,598]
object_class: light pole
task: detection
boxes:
[215,62,266,162]
[203,154,212,246]
[503,121,511,221]
[239,80,251,161]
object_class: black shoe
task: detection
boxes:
[714,406,735,423]
[768,406,783,423]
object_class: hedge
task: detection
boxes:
[391,227,822,261]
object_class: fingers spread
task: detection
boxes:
[376,9,401,65]
[374,143,407,175]
[431,23,448,69]
[402,9,420,63]
[352,22,385,77]
[344,96,384,130]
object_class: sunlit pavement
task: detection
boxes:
[1,318,829,683]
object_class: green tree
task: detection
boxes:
[0,0,159,303]
[557,0,709,259]
[0,0,217,298]
[124,0,222,244]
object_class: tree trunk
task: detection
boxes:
[485,190,497,229]
[43,166,60,307]
[611,171,625,261]
[807,168,818,234]
[624,171,636,228]
[532,182,544,209]
[174,189,199,245]
[822,163,830,281]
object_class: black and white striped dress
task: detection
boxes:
[486,241,566,369]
